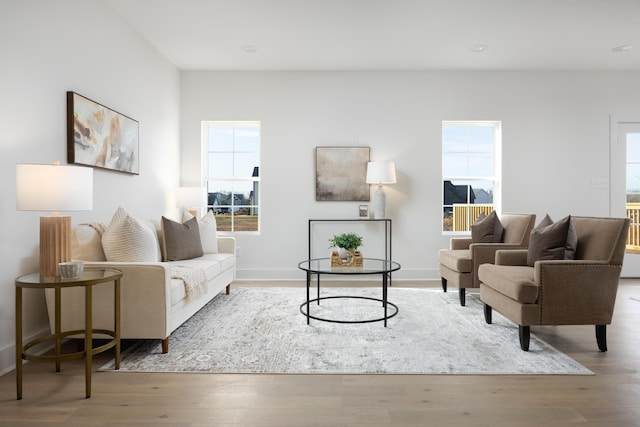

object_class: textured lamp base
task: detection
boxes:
[40,216,71,278]
[372,186,386,219]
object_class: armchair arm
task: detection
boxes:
[471,243,529,287]
[534,260,622,325]
[495,249,528,266]
[450,237,472,250]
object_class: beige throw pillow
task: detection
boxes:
[102,207,160,262]
[161,216,204,261]
[181,208,218,254]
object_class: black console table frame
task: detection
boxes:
[308,218,393,286]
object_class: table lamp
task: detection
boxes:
[176,186,207,217]
[366,161,397,219]
[16,161,93,278]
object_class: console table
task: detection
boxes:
[15,268,122,399]
[308,218,393,285]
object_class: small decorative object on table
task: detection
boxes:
[330,250,364,267]
[58,261,84,279]
[329,232,364,267]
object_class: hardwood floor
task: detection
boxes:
[1,280,639,426]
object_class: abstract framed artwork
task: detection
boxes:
[67,91,139,174]
[315,146,370,201]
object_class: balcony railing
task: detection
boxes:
[452,204,494,232]
[627,203,640,253]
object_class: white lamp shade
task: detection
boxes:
[16,164,93,212]
[176,186,207,208]
[366,161,397,185]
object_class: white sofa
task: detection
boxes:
[45,217,235,353]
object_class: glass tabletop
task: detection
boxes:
[298,258,400,275]
[16,268,123,287]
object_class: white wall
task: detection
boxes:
[181,71,640,281]
[0,0,180,374]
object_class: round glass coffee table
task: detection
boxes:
[297,257,401,327]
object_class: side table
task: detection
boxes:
[15,268,123,399]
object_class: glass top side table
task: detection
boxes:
[15,268,123,400]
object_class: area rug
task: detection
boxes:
[100,287,592,375]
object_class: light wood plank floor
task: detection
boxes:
[1,280,639,426]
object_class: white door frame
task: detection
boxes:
[610,115,640,277]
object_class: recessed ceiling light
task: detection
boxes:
[242,45,257,53]
[612,44,632,53]
[472,45,488,53]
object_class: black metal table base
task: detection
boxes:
[300,295,399,325]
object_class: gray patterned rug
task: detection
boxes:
[100,287,592,375]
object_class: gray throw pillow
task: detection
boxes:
[527,215,572,266]
[161,216,204,261]
[471,211,504,243]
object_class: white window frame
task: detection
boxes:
[442,120,502,234]
[202,120,261,234]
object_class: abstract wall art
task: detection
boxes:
[67,91,139,174]
[315,146,370,201]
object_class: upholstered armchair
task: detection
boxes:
[438,213,536,306]
[479,216,630,351]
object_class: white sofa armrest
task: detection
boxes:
[46,261,173,340]
[216,236,236,254]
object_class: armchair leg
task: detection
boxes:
[483,304,492,324]
[459,288,466,306]
[441,277,447,293]
[596,325,607,352]
[519,326,530,351]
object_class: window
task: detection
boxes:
[203,121,260,232]
[442,121,501,232]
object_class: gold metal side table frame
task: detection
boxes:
[15,268,122,400]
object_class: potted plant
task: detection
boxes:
[329,232,363,260]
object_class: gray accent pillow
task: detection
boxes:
[527,215,573,266]
[161,216,204,261]
[471,211,504,243]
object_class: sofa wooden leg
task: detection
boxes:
[441,277,447,293]
[484,304,492,324]
[519,326,530,351]
[459,288,466,306]
[226,284,231,295]
[596,325,607,352]
[162,338,169,354]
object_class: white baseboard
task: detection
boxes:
[0,327,51,377]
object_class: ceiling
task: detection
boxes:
[105,0,640,71]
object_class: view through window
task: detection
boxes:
[203,121,260,232]
[626,131,640,252]
[442,121,501,232]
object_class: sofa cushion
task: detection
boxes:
[527,215,576,266]
[200,252,235,272]
[181,208,218,254]
[165,257,224,305]
[438,249,472,273]
[102,207,160,262]
[478,264,538,304]
[471,211,504,243]
[161,216,204,261]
